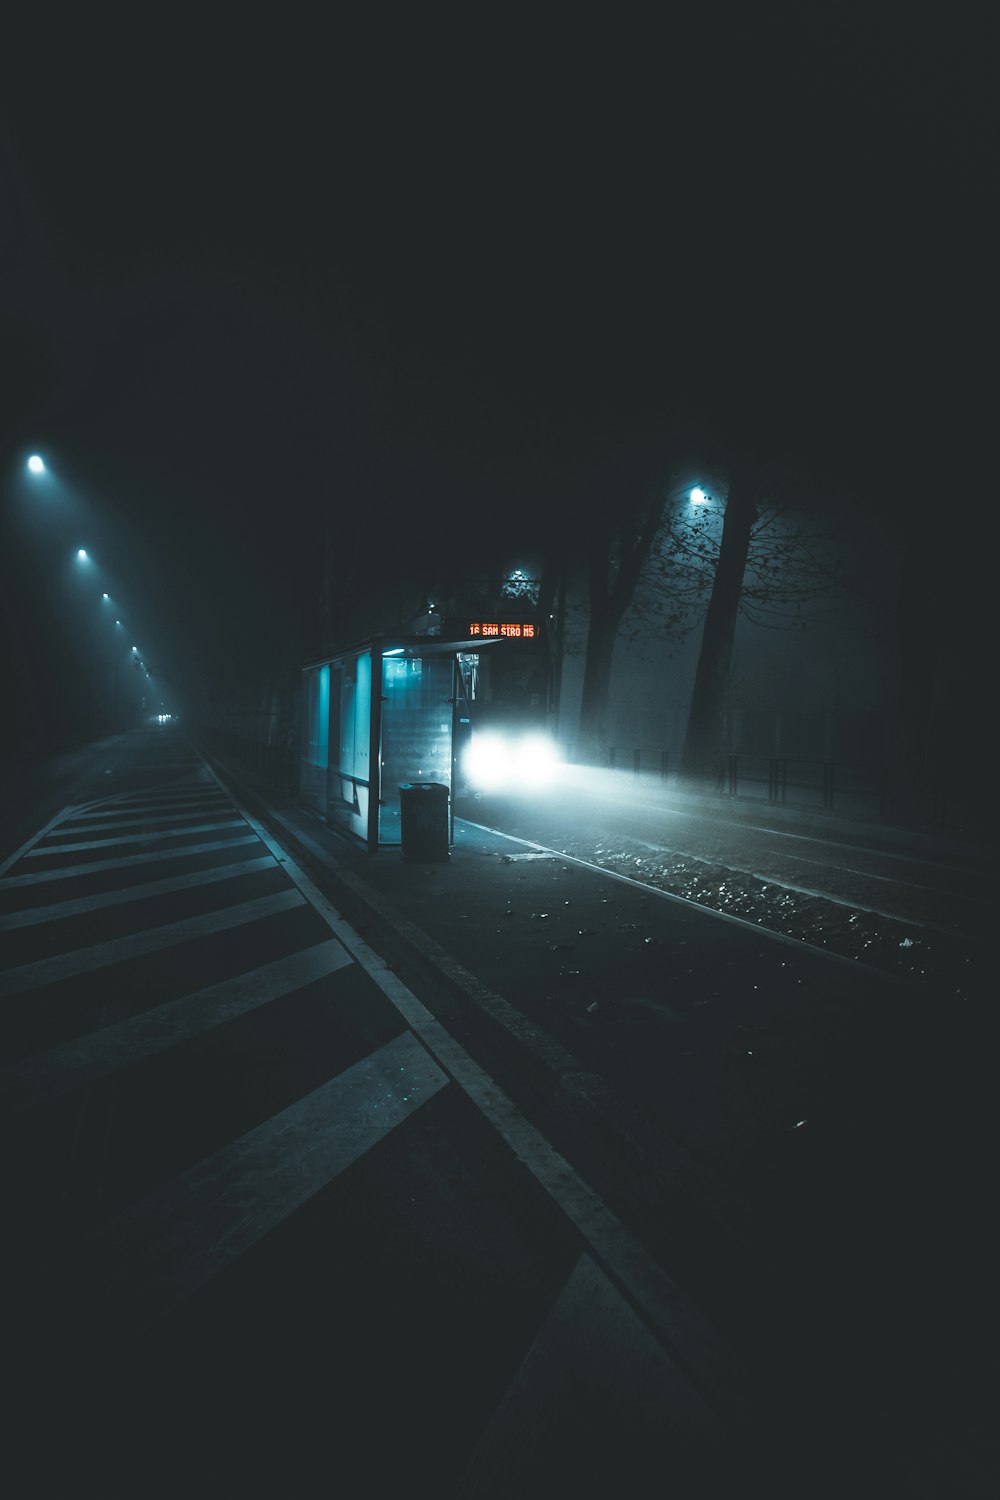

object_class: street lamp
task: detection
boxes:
[77,548,89,561]
[27,455,46,476]
[690,487,708,505]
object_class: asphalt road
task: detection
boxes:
[213,745,997,1498]
[2,728,748,1498]
[2,728,995,1496]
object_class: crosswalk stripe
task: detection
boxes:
[0,888,306,997]
[125,789,221,799]
[85,1029,447,1333]
[23,819,246,857]
[58,808,231,834]
[78,789,218,814]
[67,804,229,828]
[0,939,353,1112]
[0,835,261,892]
[226,786,743,1411]
[0,855,278,930]
[0,804,78,879]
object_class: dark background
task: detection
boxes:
[1,6,994,742]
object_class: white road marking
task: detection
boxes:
[0,888,305,997]
[86,1030,446,1333]
[0,855,278,930]
[0,835,261,892]
[463,816,916,980]
[207,767,743,1416]
[0,939,353,1112]
[67,804,229,828]
[23,819,247,857]
[58,809,232,834]
[0,805,82,878]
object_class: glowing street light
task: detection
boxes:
[27,455,46,475]
[102,592,110,600]
[77,548,89,561]
[690,487,708,505]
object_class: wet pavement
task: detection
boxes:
[204,746,997,1498]
[2,727,995,1496]
[1,731,746,1497]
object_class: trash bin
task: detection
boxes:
[399,782,450,861]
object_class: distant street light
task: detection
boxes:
[690,487,708,505]
[77,548,89,560]
[102,592,110,600]
[27,455,46,475]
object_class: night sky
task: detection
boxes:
[2,8,994,733]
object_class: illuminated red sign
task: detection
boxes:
[467,622,537,639]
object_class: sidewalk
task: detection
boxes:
[194,741,995,1497]
[195,744,769,1246]
[3,733,757,1497]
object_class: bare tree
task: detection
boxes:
[680,452,761,783]
[677,450,853,784]
[576,472,677,763]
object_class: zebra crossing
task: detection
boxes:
[1,734,741,1492]
[1,761,433,1270]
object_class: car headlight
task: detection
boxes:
[463,732,508,790]
[512,734,557,786]
[462,732,557,791]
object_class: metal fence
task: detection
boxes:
[199,712,298,796]
[606,746,964,827]
[719,753,888,818]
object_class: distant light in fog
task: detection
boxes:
[28,455,46,475]
[77,548,89,560]
[690,488,708,505]
[102,592,110,600]
[463,730,559,791]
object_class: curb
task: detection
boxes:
[193,737,759,1269]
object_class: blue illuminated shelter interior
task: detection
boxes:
[300,636,456,850]
[301,623,549,851]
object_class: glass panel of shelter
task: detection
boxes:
[378,654,454,844]
[326,649,371,843]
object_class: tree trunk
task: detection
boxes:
[537,543,569,737]
[575,483,671,764]
[577,596,617,763]
[681,455,760,785]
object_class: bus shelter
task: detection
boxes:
[300,620,548,852]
